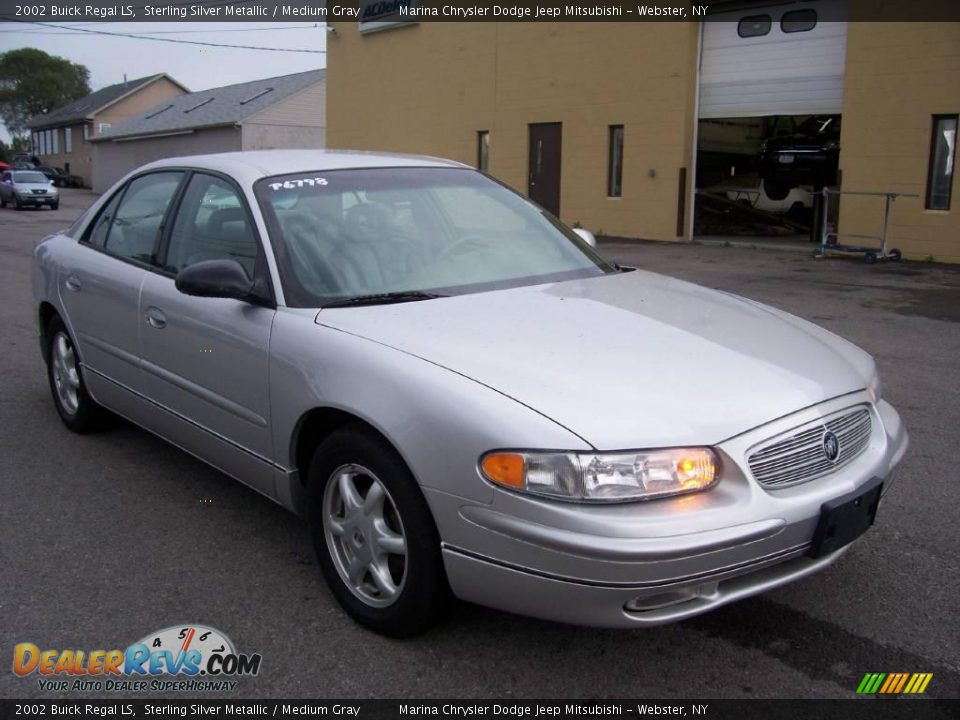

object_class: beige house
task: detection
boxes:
[326,0,960,262]
[26,74,188,188]
[90,70,326,192]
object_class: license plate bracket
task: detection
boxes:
[808,477,883,558]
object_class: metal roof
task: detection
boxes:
[26,74,185,129]
[92,70,326,143]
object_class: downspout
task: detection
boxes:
[688,19,704,242]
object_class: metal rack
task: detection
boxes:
[816,189,918,264]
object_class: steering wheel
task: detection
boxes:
[435,234,498,264]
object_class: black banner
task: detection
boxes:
[0,0,959,24]
[1,700,959,720]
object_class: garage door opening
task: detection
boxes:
[694,0,847,240]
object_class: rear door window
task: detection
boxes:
[97,172,183,264]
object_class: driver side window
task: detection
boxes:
[163,174,259,278]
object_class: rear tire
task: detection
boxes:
[45,315,109,433]
[762,179,791,201]
[307,425,450,637]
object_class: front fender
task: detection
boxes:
[269,308,592,513]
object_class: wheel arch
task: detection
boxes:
[38,301,59,360]
[290,406,408,490]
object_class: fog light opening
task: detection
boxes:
[624,588,701,613]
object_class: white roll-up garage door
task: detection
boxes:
[699,0,848,119]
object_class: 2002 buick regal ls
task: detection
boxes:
[33,150,908,636]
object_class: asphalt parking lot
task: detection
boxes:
[1,189,958,700]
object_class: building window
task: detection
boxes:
[38,131,45,155]
[738,15,771,38]
[83,124,91,141]
[65,127,72,154]
[926,114,957,210]
[608,125,624,197]
[477,131,489,172]
[781,9,817,33]
[31,131,39,153]
[52,128,59,154]
[98,122,111,134]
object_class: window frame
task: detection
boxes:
[738,14,772,38]
[780,8,817,33]
[608,125,624,198]
[925,114,958,211]
[78,167,276,306]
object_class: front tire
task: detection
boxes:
[49,200,59,210]
[307,426,449,637]
[45,316,108,433]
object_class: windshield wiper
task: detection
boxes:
[321,291,446,309]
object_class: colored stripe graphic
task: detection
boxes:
[857,673,932,694]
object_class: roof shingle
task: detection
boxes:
[92,69,325,142]
[26,74,182,129]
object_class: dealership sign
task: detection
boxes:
[359,0,418,34]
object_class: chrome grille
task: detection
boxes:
[747,407,872,488]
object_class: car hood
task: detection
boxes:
[15,182,54,191]
[315,270,873,449]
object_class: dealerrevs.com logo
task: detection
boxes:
[13,625,262,692]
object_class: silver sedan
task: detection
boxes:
[32,151,908,636]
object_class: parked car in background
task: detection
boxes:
[32,150,907,637]
[11,153,39,167]
[36,165,83,188]
[760,115,841,200]
[0,169,59,209]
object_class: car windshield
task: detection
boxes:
[255,167,615,307]
[13,171,48,183]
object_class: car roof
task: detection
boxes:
[137,149,468,184]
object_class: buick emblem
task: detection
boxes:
[822,431,841,463]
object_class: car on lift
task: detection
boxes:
[32,150,907,637]
[760,115,841,200]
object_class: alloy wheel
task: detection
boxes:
[322,463,408,608]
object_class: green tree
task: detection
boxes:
[0,48,90,138]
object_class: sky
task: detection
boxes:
[0,21,328,142]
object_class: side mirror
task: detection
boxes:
[175,259,255,301]
[572,227,597,248]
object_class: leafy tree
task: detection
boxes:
[0,48,90,137]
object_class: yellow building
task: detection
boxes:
[327,1,960,261]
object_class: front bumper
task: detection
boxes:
[16,194,56,205]
[429,393,907,627]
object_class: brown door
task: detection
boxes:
[528,123,562,217]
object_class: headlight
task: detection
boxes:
[480,448,719,503]
[868,370,882,403]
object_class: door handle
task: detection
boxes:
[64,275,82,292]
[145,307,167,329]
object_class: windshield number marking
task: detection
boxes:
[269,178,328,191]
